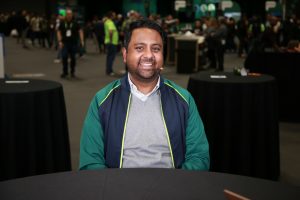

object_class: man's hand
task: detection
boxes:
[58,41,64,49]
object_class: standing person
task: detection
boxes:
[225,17,237,53]
[104,11,119,76]
[204,17,218,69]
[29,13,41,47]
[92,16,105,54]
[237,15,249,58]
[79,19,209,170]
[248,15,265,53]
[57,9,84,78]
[15,10,29,48]
[214,17,228,71]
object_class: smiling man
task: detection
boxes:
[79,19,209,170]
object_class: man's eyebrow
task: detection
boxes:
[133,43,162,46]
[151,43,162,46]
[133,43,146,46]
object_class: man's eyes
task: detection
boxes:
[152,47,161,52]
[135,46,143,51]
[134,46,161,52]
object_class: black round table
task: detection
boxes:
[0,169,299,200]
[0,79,71,181]
[187,72,279,180]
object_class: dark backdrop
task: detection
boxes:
[77,0,174,20]
[0,0,57,17]
[3,0,300,21]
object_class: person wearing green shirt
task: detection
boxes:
[104,11,119,76]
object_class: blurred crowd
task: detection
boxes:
[1,9,300,67]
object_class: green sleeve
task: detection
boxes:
[181,95,210,170]
[79,96,107,170]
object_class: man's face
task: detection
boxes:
[122,28,164,83]
[66,11,73,21]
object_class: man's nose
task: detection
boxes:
[143,47,154,58]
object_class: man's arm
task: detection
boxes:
[79,28,84,47]
[57,28,63,49]
[79,97,107,170]
[181,96,210,170]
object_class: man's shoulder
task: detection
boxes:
[105,19,116,29]
[94,79,121,106]
[104,19,112,25]
[163,79,191,104]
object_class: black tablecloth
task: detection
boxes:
[0,79,71,181]
[0,169,299,200]
[187,72,279,180]
[176,38,199,73]
[245,52,300,122]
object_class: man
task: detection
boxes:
[57,9,84,78]
[15,10,29,49]
[214,17,228,71]
[104,11,119,76]
[80,19,209,170]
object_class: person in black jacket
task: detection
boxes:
[57,9,84,78]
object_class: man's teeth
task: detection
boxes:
[140,63,153,66]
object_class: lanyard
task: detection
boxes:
[65,22,73,29]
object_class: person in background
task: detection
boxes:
[104,11,119,76]
[79,19,209,170]
[236,15,249,58]
[57,9,84,78]
[225,17,237,53]
[92,16,105,54]
[214,17,228,71]
[204,17,218,70]
[193,19,203,35]
[15,10,29,48]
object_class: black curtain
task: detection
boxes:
[77,0,122,20]
[234,0,266,18]
[157,0,175,17]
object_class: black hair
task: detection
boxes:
[123,19,167,54]
[106,11,115,19]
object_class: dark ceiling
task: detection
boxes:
[78,0,267,20]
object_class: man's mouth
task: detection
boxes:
[139,62,154,68]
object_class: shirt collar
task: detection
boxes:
[128,73,160,102]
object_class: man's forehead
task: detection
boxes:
[131,28,162,43]
[132,27,160,34]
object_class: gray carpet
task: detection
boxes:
[3,37,300,187]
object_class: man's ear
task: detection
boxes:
[122,47,127,63]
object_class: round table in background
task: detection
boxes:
[187,72,279,180]
[0,79,71,181]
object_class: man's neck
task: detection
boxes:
[129,74,159,95]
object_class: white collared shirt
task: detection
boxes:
[128,73,160,102]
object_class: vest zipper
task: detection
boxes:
[160,98,175,168]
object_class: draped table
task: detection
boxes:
[0,79,71,181]
[187,72,279,180]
